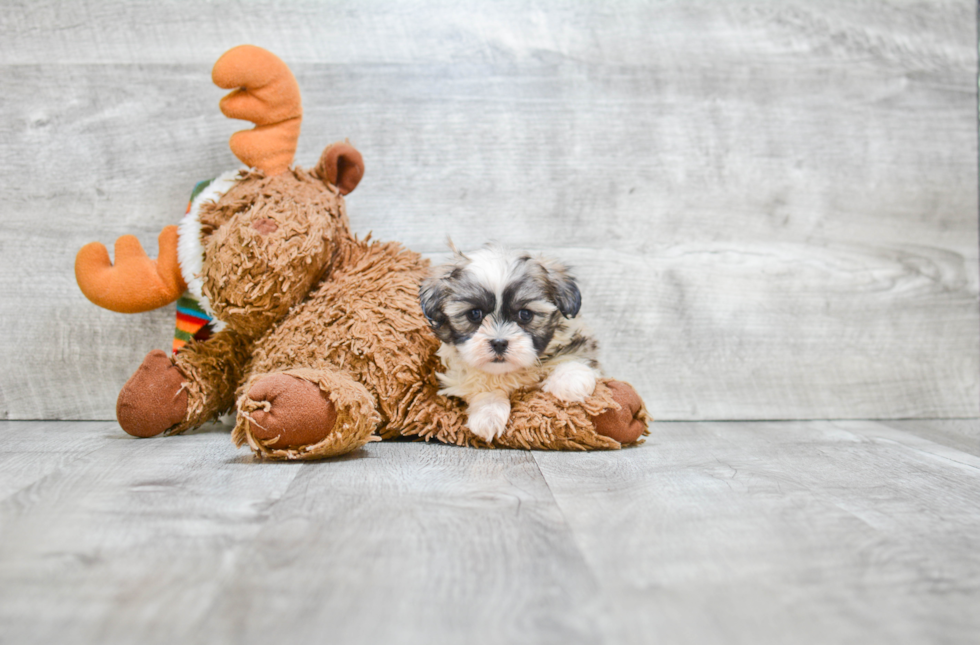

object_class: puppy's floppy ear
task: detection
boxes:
[541,258,582,319]
[554,276,582,318]
[419,268,451,337]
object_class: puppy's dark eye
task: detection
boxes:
[467,309,483,323]
[517,309,533,323]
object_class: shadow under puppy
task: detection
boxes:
[420,244,602,442]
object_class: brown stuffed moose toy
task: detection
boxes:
[74,45,648,460]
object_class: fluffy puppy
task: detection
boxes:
[419,244,601,442]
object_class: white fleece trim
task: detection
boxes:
[177,169,243,327]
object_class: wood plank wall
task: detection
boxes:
[1,1,976,421]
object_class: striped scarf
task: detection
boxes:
[172,179,216,353]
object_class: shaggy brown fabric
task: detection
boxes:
[116,350,188,437]
[197,171,259,240]
[171,328,254,433]
[200,169,342,338]
[233,238,455,445]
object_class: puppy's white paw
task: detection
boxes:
[542,362,598,403]
[466,395,511,442]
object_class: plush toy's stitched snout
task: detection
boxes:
[198,169,345,339]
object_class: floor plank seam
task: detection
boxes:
[527,451,610,593]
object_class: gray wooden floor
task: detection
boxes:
[1,420,978,644]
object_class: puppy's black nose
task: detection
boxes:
[490,339,508,355]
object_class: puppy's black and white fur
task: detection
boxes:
[420,244,601,442]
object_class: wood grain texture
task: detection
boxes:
[0,1,976,420]
[0,426,602,645]
[1,1,973,68]
[533,419,980,645]
[0,422,301,645]
[193,444,603,645]
[0,421,117,500]
[1,419,978,644]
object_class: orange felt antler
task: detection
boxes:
[212,45,303,176]
[75,226,187,313]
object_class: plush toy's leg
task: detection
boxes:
[590,380,648,444]
[397,377,648,451]
[116,329,251,438]
[495,379,650,450]
[233,367,382,460]
[396,372,468,443]
[116,350,188,438]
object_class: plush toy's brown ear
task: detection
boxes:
[316,142,364,195]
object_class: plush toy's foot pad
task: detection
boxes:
[117,349,188,438]
[245,374,338,449]
[591,381,647,445]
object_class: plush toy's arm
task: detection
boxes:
[172,327,254,430]
[75,226,187,313]
[116,326,253,437]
